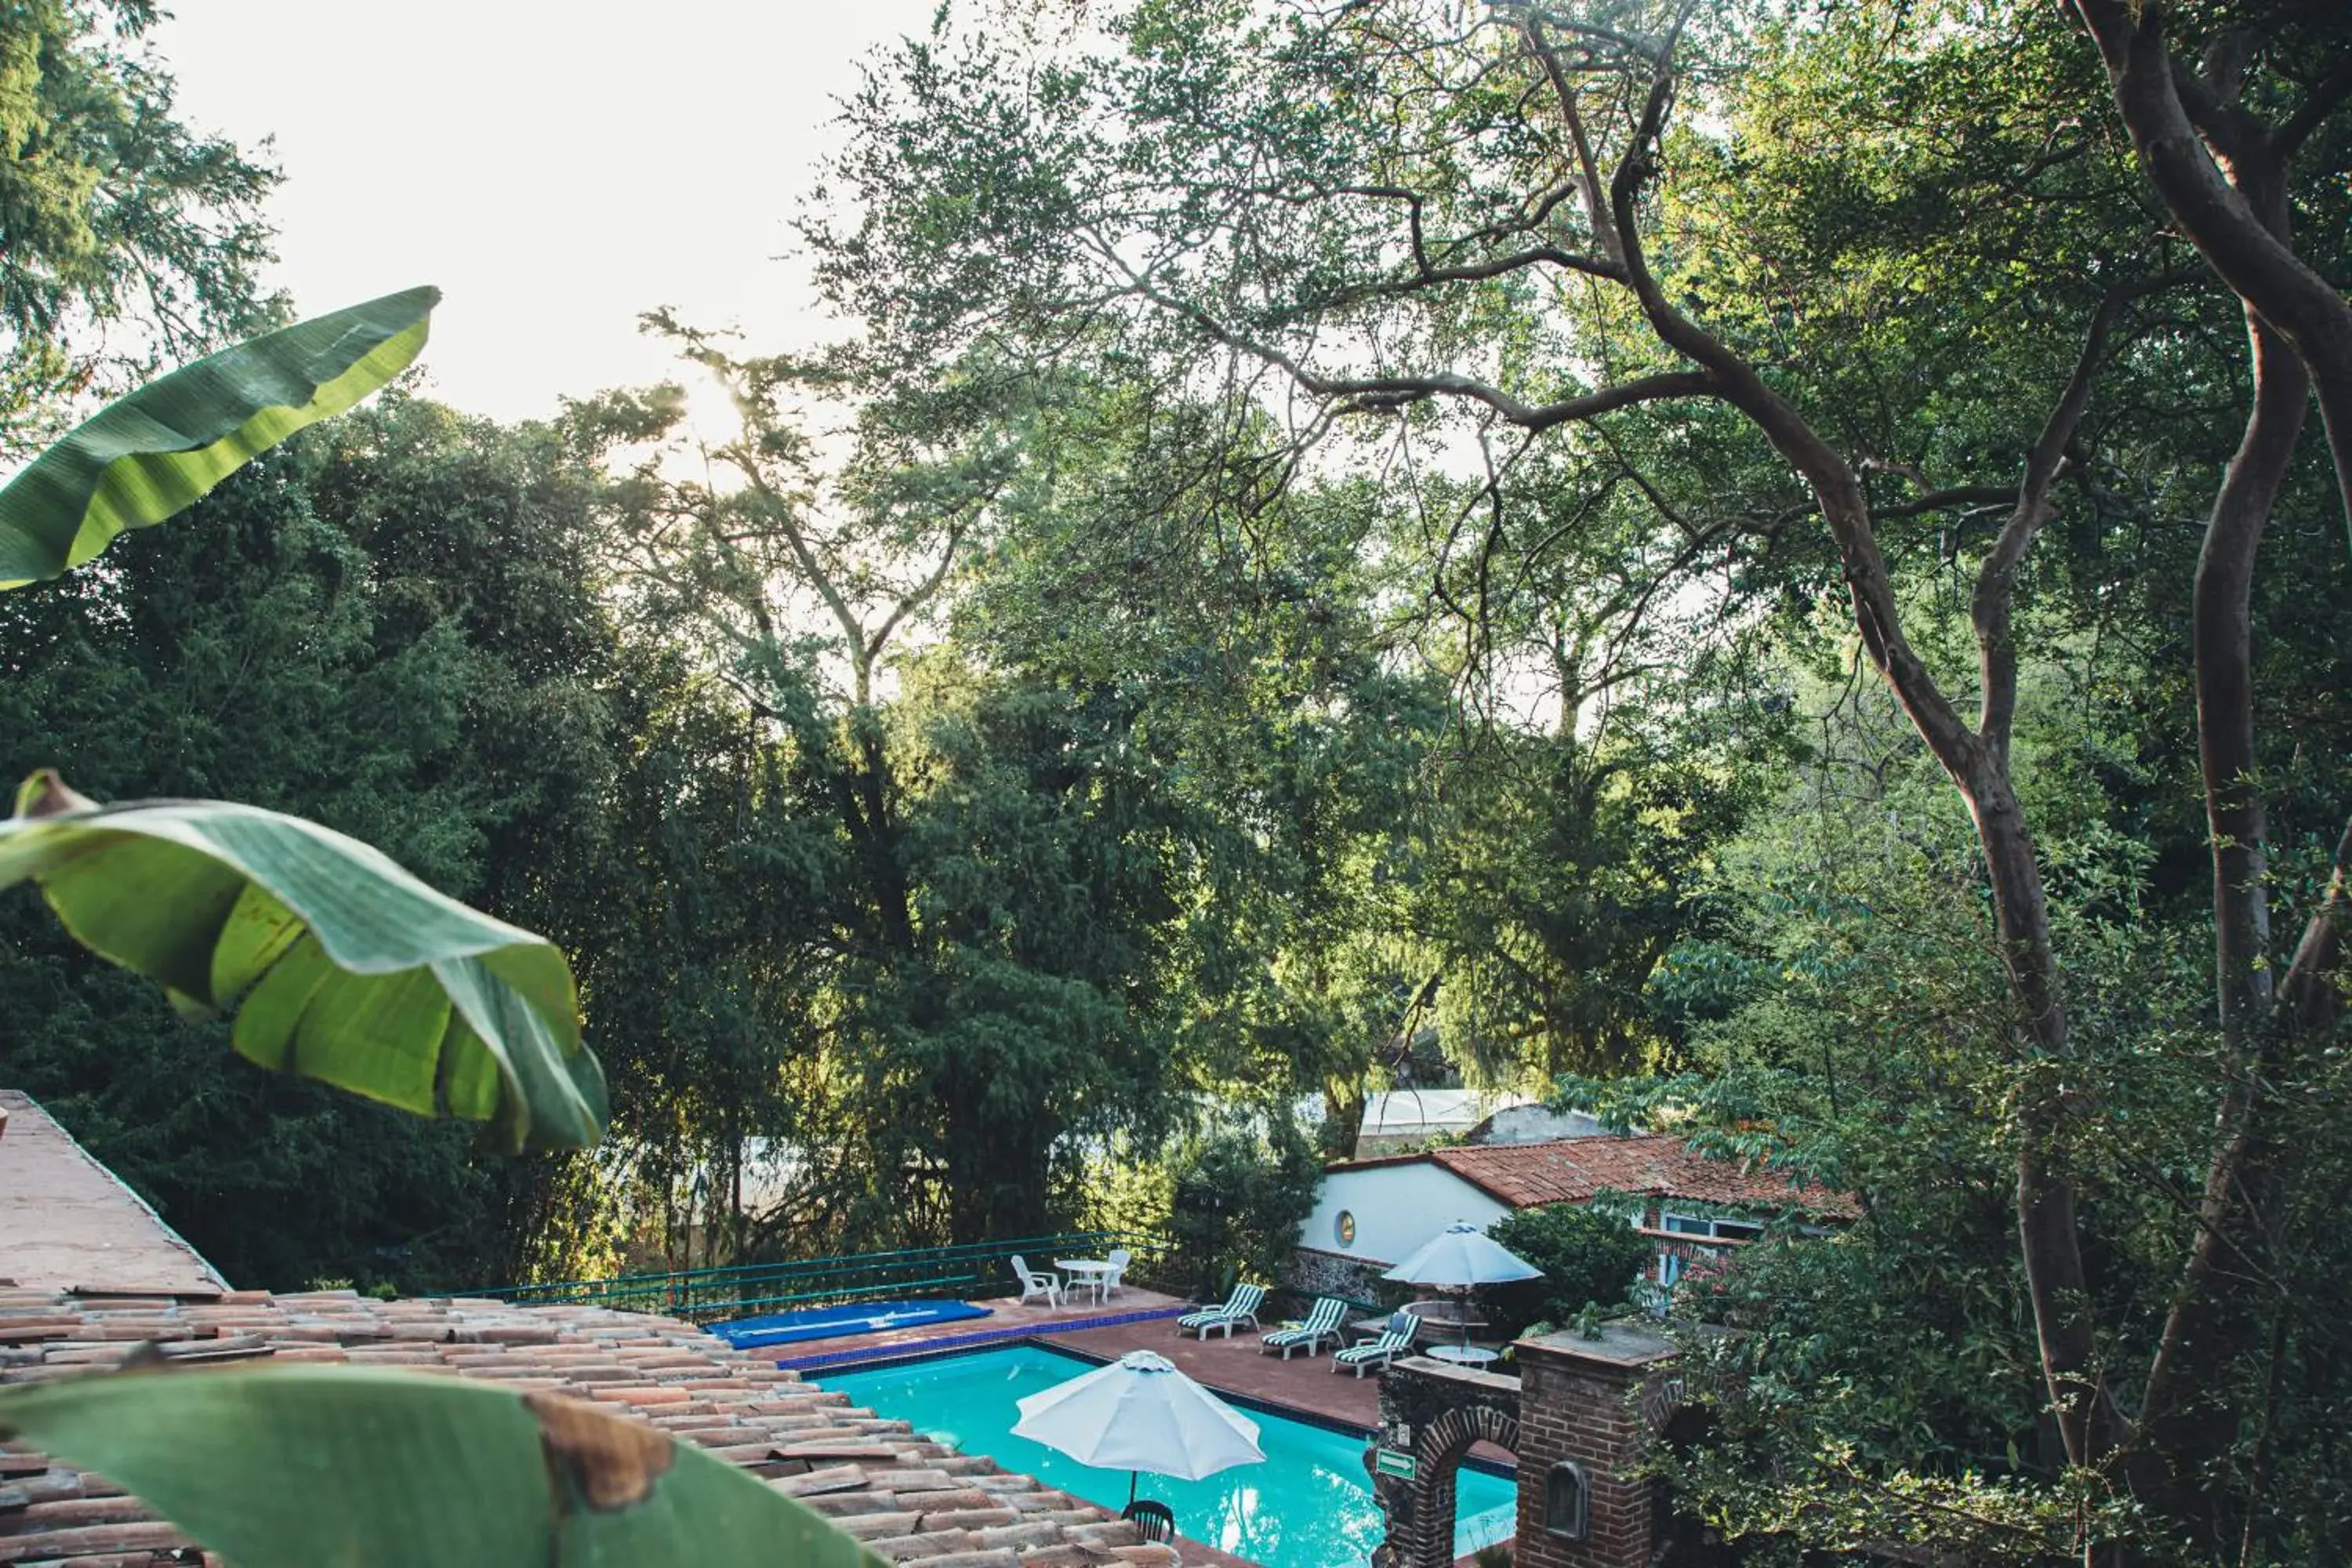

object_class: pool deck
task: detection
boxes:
[1054,1316,1392,1430]
[761,1287,1195,1373]
[758,1291,1519,1568]
[761,1289,1517,1460]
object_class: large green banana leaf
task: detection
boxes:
[0,285,438,589]
[0,1362,882,1568]
[0,771,606,1152]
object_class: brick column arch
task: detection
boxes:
[1371,1358,1523,1568]
[1411,1402,1520,1568]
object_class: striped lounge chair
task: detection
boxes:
[1176,1281,1267,1340]
[1260,1296,1348,1359]
[1332,1310,1421,1377]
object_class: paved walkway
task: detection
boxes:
[1055,1316,1389,1427]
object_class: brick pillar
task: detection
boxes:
[1511,1323,1681,1568]
[1370,1356,1523,1568]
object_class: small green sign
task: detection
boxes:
[1375,1447,1417,1480]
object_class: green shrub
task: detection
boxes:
[1166,1112,1321,1301]
[1478,1203,1653,1336]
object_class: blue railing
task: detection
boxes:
[456,1229,1174,1323]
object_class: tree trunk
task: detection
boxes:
[2057,19,2352,1548]
[1599,89,2132,1478]
[2071,0,2352,539]
[2198,310,2302,1033]
[2132,301,2307,1554]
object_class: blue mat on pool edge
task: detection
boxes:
[706,1298,993,1348]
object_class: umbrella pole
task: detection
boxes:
[1127,1471,1138,1507]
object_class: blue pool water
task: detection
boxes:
[825,1345,1515,1568]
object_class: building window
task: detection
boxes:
[1544,1460,1590,1540]
[1664,1210,1762,1240]
[1335,1210,1356,1247]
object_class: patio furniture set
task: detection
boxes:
[1171,1284,1498,1376]
[1170,1218,1544,1377]
[1009,1249,1134,1308]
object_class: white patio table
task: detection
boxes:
[1054,1257,1115,1307]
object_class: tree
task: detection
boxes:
[0,0,277,448]
[578,348,1242,1247]
[813,0,2352,1554]
[1,380,628,1287]
[2059,5,2352,1543]
[1165,1112,1322,1300]
[0,303,877,1568]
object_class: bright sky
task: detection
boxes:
[154,1,944,425]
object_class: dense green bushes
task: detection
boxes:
[1479,1203,1655,1338]
[1165,1116,1323,1301]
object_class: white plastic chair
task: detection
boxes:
[1101,1247,1133,1300]
[1010,1254,1062,1308]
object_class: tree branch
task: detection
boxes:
[2071,0,2352,543]
[1116,259,1718,429]
[2272,53,2352,158]
[1973,294,2120,761]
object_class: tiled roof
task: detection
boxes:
[1342,1135,1859,1220]
[0,1286,1176,1567]
[0,1092,226,1295]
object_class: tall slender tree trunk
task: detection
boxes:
[2136,297,2309,1554]
[2060,15,2352,1551]
[1593,80,2134,1475]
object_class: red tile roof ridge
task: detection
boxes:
[1333,1132,1859,1219]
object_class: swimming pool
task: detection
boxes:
[824,1345,1515,1568]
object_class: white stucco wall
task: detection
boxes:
[1299,1161,1511,1265]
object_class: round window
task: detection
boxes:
[1335,1210,1357,1246]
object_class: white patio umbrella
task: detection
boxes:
[1011,1349,1265,1504]
[1382,1220,1543,1348]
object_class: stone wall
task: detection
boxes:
[1283,1244,1392,1303]
[1365,1321,1733,1568]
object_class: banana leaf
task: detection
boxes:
[0,286,439,589]
[0,1361,882,1568]
[0,771,606,1152]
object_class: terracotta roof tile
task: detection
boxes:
[0,1289,1175,1567]
[1413,1135,1859,1219]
